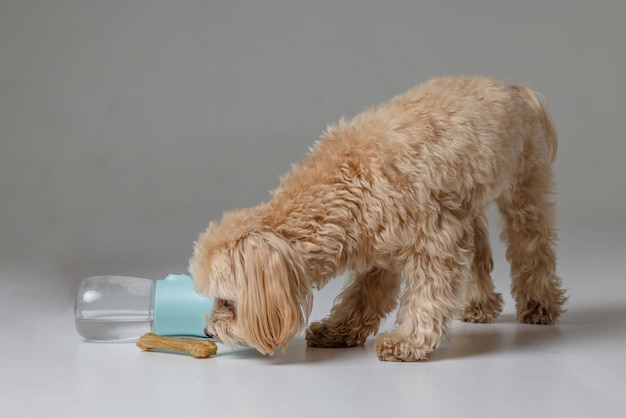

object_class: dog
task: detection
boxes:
[189,76,567,362]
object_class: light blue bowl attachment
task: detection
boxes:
[153,274,213,337]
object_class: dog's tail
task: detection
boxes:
[510,85,558,162]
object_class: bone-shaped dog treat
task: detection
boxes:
[136,333,218,358]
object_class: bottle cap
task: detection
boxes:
[153,274,213,337]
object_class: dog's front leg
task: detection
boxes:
[374,218,473,362]
[306,267,400,348]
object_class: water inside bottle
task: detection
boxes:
[75,314,151,341]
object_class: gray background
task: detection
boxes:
[1,0,624,304]
[2,3,626,417]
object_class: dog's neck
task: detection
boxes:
[259,198,361,289]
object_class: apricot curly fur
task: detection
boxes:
[189,76,566,361]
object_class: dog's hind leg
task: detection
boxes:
[458,211,503,323]
[306,268,400,348]
[375,213,472,361]
[497,161,566,324]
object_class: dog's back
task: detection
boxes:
[304,76,556,210]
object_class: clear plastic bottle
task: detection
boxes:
[75,274,213,341]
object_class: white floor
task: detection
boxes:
[1,214,625,418]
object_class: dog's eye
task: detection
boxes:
[221,299,235,310]
[219,299,236,319]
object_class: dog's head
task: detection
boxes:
[189,209,312,355]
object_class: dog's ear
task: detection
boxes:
[233,231,312,355]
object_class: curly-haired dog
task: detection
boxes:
[189,76,567,362]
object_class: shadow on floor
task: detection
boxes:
[207,302,626,364]
[436,302,626,361]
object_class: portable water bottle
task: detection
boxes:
[75,274,213,341]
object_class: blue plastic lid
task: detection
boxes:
[153,274,213,337]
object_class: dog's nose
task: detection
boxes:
[204,328,214,339]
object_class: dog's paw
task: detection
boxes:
[374,333,433,362]
[306,321,366,348]
[458,292,503,323]
[517,299,564,325]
